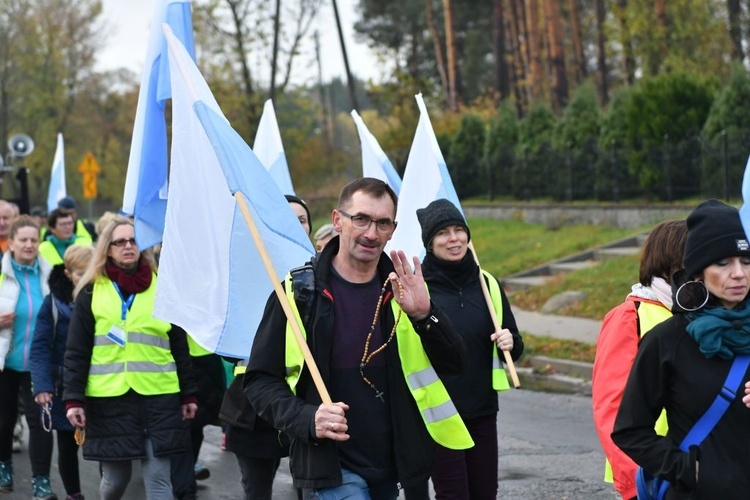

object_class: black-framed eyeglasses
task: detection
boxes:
[110,238,137,248]
[339,210,397,234]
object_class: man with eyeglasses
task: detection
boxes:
[38,209,86,266]
[244,178,469,500]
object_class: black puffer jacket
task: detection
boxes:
[64,282,196,461]
[244,239,467,490]
[30,265,75,431]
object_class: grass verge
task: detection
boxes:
[519,333,597,364]
[509,253,640,320]
[469,218,639,277]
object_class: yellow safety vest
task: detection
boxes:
[87,275,179,397]
[74,220,93,246]
[187,334,212,357]
[604,300,670,483]
[483,270,511,392]
[38,241,63,266]
[282,273,474,450]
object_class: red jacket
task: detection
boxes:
[592,296,670,499]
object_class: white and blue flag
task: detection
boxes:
[122,0,195,250]
[350,110,402,194]
[253,99,295,194]
[47,133,66,213]
[386,93,462,262]
[154,25,314,357]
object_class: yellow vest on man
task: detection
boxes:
[74,220,93,246]
[282,273,474,450]
[87,275,178,397]
[38,241,64,266]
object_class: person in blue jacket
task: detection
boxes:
[30,245,93,500]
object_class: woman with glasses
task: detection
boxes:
[30,245,93,500]
[63,216,197,500]
[416,199,524,500]
[0,216,53,497]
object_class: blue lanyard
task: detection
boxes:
[112,283,135,322]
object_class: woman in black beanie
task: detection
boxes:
[613,198,750,499]
[417,199,524,500]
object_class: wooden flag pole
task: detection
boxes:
[234,191,332,405]
[468,241,521,389]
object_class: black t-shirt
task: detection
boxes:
[328,268,396,485]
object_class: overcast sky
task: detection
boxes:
[96,0,385,86]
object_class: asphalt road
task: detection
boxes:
[5,389,615,499]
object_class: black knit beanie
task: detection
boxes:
[285,194,312,235]
[416,199,470,249]
[684,198,750,278]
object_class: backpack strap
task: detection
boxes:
[679,354,750,450]
[289,264,316,329]
[636,354,750,500]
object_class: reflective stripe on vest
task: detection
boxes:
[393,300,473,450]
[88,276,178,397]
[282,273,474,450]
[483,270,510,392]
[234,360,248,376]
[603,300,671,484]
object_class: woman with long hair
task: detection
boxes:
[63,216,197,500]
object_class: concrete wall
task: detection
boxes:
[464,204,696,229]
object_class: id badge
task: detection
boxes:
[107,325,127,347]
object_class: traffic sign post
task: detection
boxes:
[78,152,101,219]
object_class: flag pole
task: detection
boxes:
[234,191,333,405]
[468,241,521,389]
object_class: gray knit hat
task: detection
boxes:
[416,199,470,249]
[684,198,750,277]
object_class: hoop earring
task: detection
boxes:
[675,280,710,312]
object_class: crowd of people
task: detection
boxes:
[0,185,523,500]
[2,180,750,500]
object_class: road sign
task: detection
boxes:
[77,152,101,199]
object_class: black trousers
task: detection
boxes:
[0,370,53,476]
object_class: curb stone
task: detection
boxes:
[515,356,593,396]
